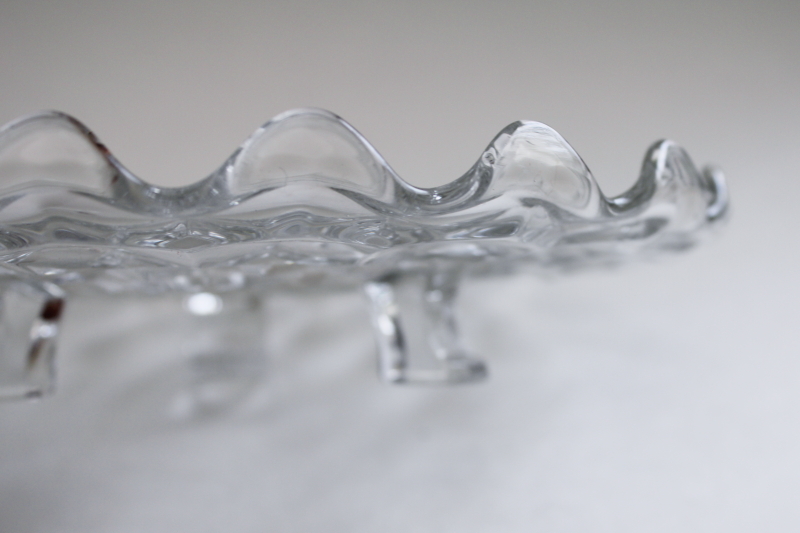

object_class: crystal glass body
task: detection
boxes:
[0,109,727,400]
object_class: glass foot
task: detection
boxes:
[0,281,65,400]
[173,291,268,415]
[365,269,487,384]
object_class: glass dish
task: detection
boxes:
[0,108,727,400]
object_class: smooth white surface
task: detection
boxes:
[1,1,799,531]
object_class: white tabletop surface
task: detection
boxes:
[1,1,798,531]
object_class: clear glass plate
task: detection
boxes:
[0,108,727,396]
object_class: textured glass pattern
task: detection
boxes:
[0,109,728,397]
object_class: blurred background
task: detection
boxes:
[1,1,798,531]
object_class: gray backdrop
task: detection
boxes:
[1,1,798,531]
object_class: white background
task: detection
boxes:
[1,1,798,531]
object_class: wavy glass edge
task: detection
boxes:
[0,108,728,401]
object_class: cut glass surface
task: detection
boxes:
[0,109,728,399]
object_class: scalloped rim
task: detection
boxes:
[0,108,727,221]
[0,108,728,290]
